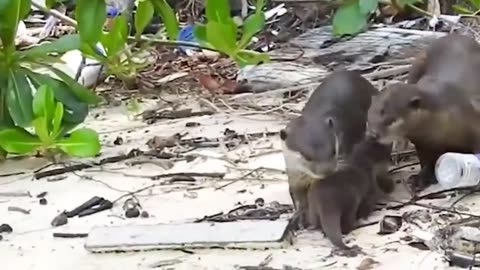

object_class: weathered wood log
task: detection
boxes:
[237,25,446,94]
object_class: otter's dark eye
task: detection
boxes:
[379,109,385,116]
[279,129,287,140]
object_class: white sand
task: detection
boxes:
[0,99,471,270]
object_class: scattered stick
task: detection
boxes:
[34,149,146,180]
[388,162,419,173]
[0,191,31,198]
[53,232,88,238]
[364,65,411,80]
[0,171,28,177]
[151,172,225,181]
[215,167,265,190]
[8,206,31,214]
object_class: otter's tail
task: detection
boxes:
[319,209,350,250]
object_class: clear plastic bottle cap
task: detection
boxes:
[435,154,461,189]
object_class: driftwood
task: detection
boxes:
[237,25,446,94]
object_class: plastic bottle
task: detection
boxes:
[435,153,480,189]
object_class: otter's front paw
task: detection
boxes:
[407,169,436,193]
[289,209,310,231]
[331,245,364,257]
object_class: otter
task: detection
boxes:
[280,70,382,229]
[367,33,480,190]
[307,137,392,253]
[367,83,480,190]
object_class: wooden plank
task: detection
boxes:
[84,220,294,253]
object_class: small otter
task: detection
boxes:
[367,33,480,190]
[367,83,480,190]
[307,138,392,252]
[280,70,380,229]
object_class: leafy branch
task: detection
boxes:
[332,0,423,36]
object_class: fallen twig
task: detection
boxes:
[151,172,225,181]
[215,167,265,190]
[0,191,31,198]
[53,232,88,238]
[34,149,150,180]
[8,206,31,214]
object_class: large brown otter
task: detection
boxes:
[280,70,392,229]
[307,137,392,254]
[367,82,480,190]
[367,33,480,190]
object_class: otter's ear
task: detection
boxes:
[408,96,421,109]
[325,117,335,129]
[279,129,288,140]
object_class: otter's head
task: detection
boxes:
[367,83,427,144]
[280,115,339,178]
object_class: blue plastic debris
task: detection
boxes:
[106,5,120,17]
[176,24,201,54]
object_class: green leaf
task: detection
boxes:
[56,128,100,157]
[192,23,213,49]
[52,102,64,138]
[23,69,89,125]
[32,84,55,132]
[0,128,42,154]
[193,23,207,41]
[135,0,155,39]
[0,73,14,129]
[45,0,59,9]
[19,35,81,59]
[101,14,128,57]
[205,0,231,24]
[75,0,106,44]
[255,0,265,10]
[234,50,270,67]
[206,20,237,55]
[0,147,7,160]
[6,69,34,127]
[332,1,368,36]
[238,13,265,49]
[33,64,101,104]
[151,0,179,40]
[472,0,480,9]
[32,116,52,144]
[452,4,474,14]
[359,0,378,14]
[19,0,31,19]
[0,0,31,50]
[396,0,422,8]
[80,43,108,61]
[0,0,9,12]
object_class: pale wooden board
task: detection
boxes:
[84,220,294,253]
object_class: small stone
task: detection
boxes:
[39,198,48,205]
[185,122,201,127]
[0,224,13,233]
[125,208,140,218]
[140,211,149,218]
[254,198,265,207]
[113,137,124,145]
[51,213,68,227]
